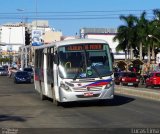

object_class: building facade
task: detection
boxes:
[0,20,62,68]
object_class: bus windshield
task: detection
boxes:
[58,43,112,79]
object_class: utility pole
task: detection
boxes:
[17,8,25,69]
[35,0,37,29]
[8,27,12,67]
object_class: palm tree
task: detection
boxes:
[135,11,149,61]
[148,21,159,63]
[153,9,160,22]
[136,12,156,63]
[114,14,137,60]
[152,9,160,62]
[114,9,160,63]
[113,26,128,60]
[141,9,160,63]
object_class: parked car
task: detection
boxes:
[0,67,8,76]
[23,67,34,78]
[145,72,160,88]
[114,72,139,87]
[2,65,8,71]
[14,71,32,84]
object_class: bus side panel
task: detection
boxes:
[53,64,60,101]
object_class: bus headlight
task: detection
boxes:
[105,81,113,89]
[60,83,72,92]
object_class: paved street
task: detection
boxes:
[0,76,160,133]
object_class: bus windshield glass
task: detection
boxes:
[58,43,112,79]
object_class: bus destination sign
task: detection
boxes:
[66,44,103,51]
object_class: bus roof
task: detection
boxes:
[34,38,109,50]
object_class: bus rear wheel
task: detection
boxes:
[40,89,46,100]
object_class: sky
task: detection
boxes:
[0,0,160,35]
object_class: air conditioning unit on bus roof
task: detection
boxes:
[63,37,76,40]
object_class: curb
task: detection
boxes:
[115,86,160,101]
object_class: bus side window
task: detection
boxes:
[54,53,59,65]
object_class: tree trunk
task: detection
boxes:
[130,46,133,60]
[125,50,127,61]
[139,42,143,60]
[152,43,155,63]
[148,44,151,63]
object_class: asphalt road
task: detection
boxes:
[0,76,160,134]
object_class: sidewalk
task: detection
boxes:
[115,85,160,101]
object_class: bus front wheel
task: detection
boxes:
[52,87,61,106]
[53,99,61,106]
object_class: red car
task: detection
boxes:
[145,72,160,88]
[114,72,139,87]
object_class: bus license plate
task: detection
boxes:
[84,92,93,97]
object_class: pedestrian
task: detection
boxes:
[8,67,12,77]
[133,67,136,73]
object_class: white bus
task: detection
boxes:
[34,39,114,105]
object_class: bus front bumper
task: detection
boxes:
[59,87,114,102]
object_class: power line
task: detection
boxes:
[0,9,155,15]
[0,16,155,20]
[0,9,156,21]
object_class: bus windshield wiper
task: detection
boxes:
[91,65,102,79]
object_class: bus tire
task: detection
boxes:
[151,84,154,88]
[40,89,46,100]
[134,84,138,87]
[52,85,61,106]
[52,91,61,106]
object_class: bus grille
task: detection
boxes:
[76,94,100,98]
[73,86,102,92]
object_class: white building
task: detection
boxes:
[0,23,25,65]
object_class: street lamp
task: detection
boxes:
[148,35,160,64]
[148,35,160,43]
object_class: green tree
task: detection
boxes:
[113,26,128,60]
[151,9,160,62]
[135,11,149,60]
[113,14,137,60]
[114,9,160,63]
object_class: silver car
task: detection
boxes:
[0,67,8,76]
